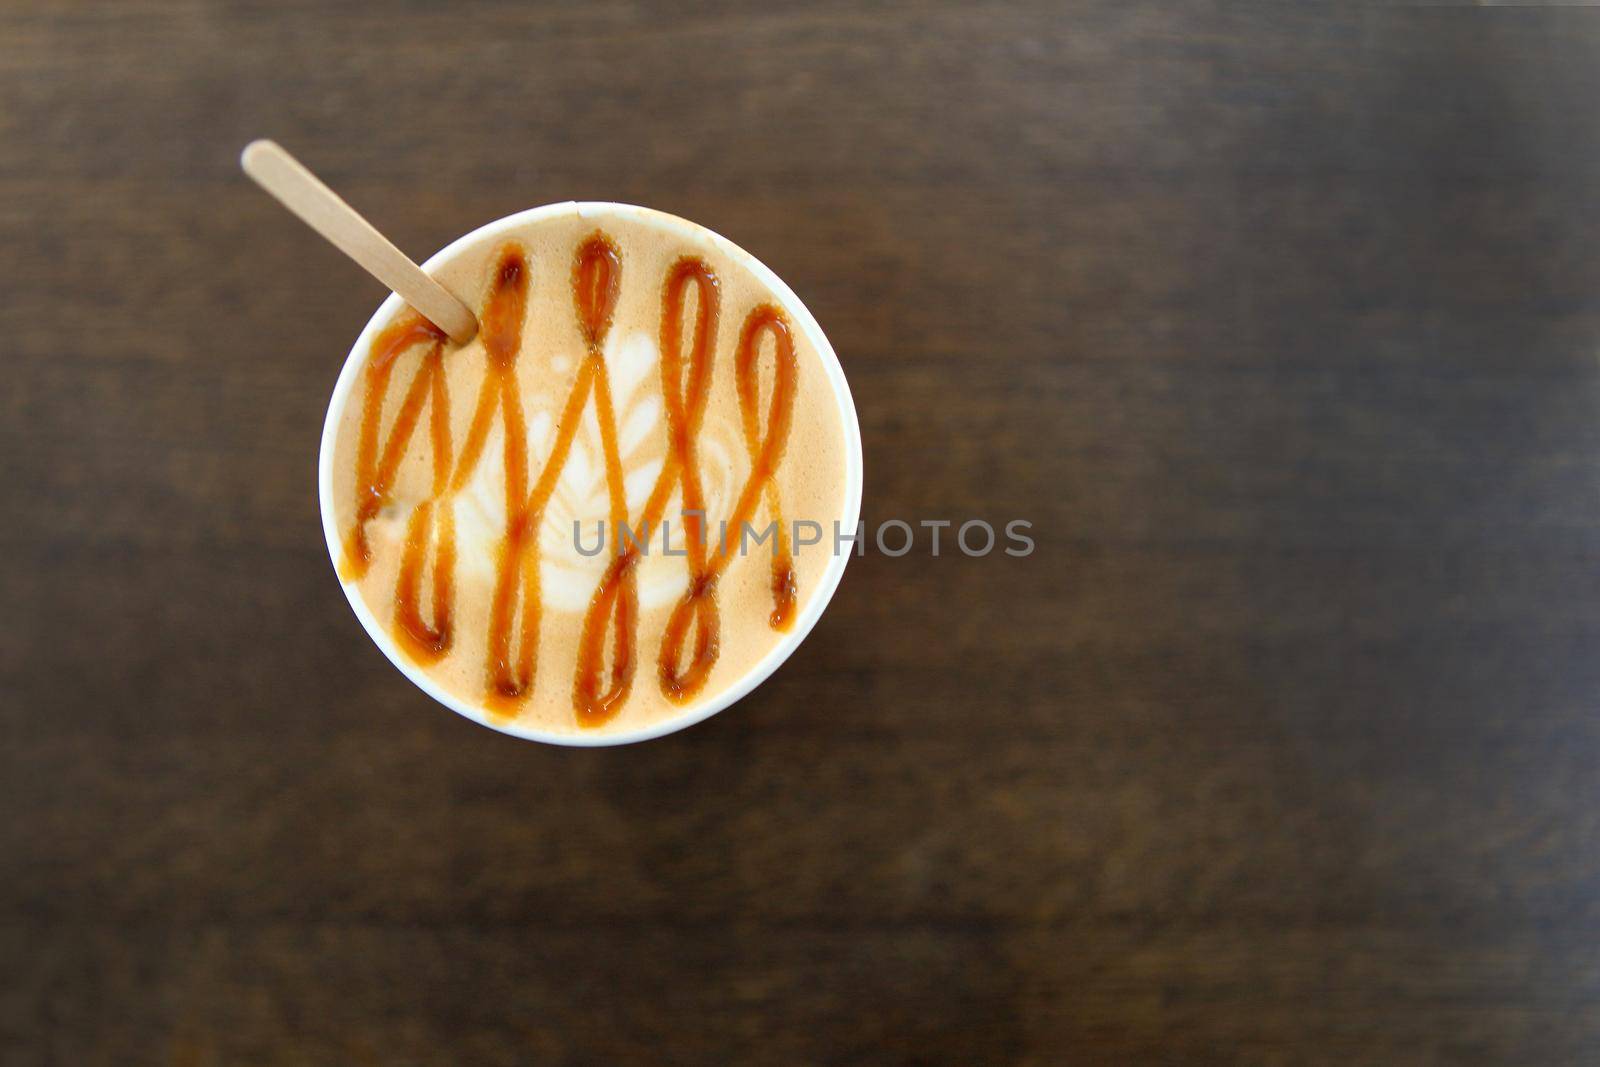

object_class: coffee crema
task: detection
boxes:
[328,206,848,735]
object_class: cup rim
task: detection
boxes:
[317,201,865,746]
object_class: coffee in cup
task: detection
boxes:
[320,203,862,743]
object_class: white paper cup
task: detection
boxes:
[318,202,864,746]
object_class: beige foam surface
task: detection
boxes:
[328,204,850,736]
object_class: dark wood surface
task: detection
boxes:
[7,2,1600,1063]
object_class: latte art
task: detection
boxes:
[327,205,850,735]
[450,330,742,613]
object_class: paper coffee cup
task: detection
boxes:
[317,202,864,745]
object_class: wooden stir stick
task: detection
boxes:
[240,139,478,345]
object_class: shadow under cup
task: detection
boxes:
[317,202,864,746]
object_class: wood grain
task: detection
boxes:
[6,2,1600,1063]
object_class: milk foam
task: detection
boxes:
[328,204,850,735]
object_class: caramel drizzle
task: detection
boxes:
[653,261,722,700]
[731,305,799,630]
[459,251,536,709]
[342,232,800,727]
[605,257,723,707]
[342,313,456,664]
[565,234,637,726]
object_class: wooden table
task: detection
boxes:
[7,3,1600,1063]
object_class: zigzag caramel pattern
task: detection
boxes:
[341,231,798,727]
